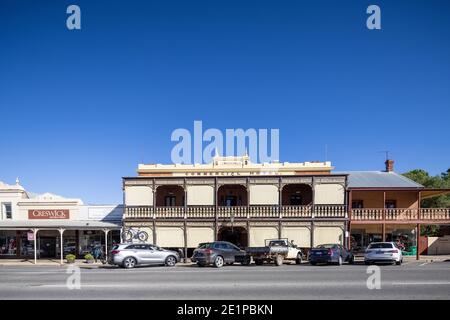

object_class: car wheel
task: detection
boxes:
[274,255,283,266]
[295,253,302,265]
[123,257,137,269]
[396,259,402,266]
[241,257,251,266]
[165,255,177,267]
[255,259,264,266]
[213,255,224,268]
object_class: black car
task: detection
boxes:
[191,241,250,268]
[309,244,354,265]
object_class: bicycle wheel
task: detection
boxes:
[137,231,149,242]
[122,230,133,242]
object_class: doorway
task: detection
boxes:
[39,237,57,258]
[217,227,248,248]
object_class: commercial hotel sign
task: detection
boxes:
[28,209,70,220]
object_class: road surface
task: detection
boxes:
[0,260,449,299]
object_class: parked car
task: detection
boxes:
[191,241,250,268]
[364,242,403,265]
[309,243,354,265]
[246,238,304,266]
[109,243,180,268]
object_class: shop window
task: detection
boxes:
[2,203,12,219]
[0,231,17,255]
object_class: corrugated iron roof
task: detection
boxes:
[336,171,423,188]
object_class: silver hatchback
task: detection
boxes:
[109,243,180,268]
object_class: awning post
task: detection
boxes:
[33,228,39,265]
[58,228,65,265]
[103,229,110,262]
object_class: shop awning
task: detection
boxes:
[420,189,450,199]
[0,220,122,230]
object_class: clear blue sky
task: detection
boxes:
[1,0,449,204]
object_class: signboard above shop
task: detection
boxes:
[28,209,70,220]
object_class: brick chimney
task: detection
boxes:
[385,159,394,172]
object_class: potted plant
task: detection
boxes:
[84,253,94,264]
[66,254,76,264]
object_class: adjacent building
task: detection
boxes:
[0,180,122,263]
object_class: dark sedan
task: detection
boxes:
[191,241,250,268]
[309,244,354,266]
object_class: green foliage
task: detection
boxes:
[84,253,94,261]
[420,225,441,237]
[403,168,450,208]
[404,168,450,237]
[65,254,76,262]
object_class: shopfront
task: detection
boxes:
[0,225,121,260]
[350,224,418,254]
[0,182,123,262]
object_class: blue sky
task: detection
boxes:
[1,0,449,204]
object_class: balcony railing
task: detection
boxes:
[155,206,184,218]
[248,205,279,218]
[352,208,450,221]
[281,205,312,218]
[124,205,347,220]
[124,206,153,219]
[314,205,347,218]
[217,206,248,218]
[420,208,450,220]
[124,206,450,221]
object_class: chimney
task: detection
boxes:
[385,159,394,172]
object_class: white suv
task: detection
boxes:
[364,242,403,265]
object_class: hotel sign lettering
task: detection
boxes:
[28,209,70,220]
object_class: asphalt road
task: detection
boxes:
[0,260,449,300]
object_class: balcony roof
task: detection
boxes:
[337,171,424,189]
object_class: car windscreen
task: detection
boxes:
[316,244,335,249]
[368,243,393,249]
[269,241,285,247]
[198,243,214,249]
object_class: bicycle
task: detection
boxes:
[121,228,149,242]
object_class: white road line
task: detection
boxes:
[419,262,430,266]
[392,281,450,286]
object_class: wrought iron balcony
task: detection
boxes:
[123,204,347,220]
[351,208,450,222]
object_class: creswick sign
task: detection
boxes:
[28,209,70,220]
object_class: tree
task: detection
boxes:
[403,168,450,208]
[403,168,450,237]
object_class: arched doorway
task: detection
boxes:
[217,185,247,206]
[282,184,313,205]
[155,185,185,206]
[217,227,248,248]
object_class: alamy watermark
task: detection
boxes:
[171,121,279,164]
[367,5,381,30]
[366,265,381,290]
[66,265,81,290]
